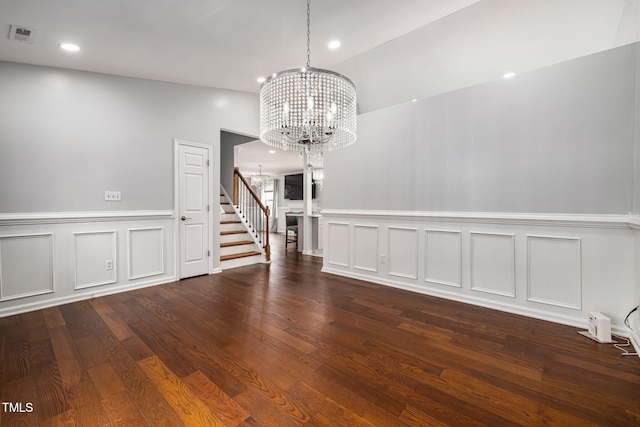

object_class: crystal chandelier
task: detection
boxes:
[250,165,272,190]
[259,0,357,154]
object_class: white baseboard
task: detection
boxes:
[0,276,177,318]
[321,266,632,335]
[631,331,640,358]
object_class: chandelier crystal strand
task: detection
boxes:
[259,0,357,154]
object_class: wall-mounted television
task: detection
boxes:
[284,173,316,200]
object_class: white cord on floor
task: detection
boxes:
[611,334,638,357]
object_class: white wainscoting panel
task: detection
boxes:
[321,210,635,332]
[527,235,582,309]
[74,231,117,289]
[327,222,350,267]
[353,225,379,273]
[425,229,462,288]
[0,211,176,318]
[0,233,54,301]
[470,232,516,297]
[388,227,418,280]
[128,227,165,280]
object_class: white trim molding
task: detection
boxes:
[353,224,379,273]
[73,230,118,290]
[387,226,419,280]
[424,229,462,288]
[0,210,174,226]
[526,234,582,310]
[0,275,177,318]
[127,227,165,280]
[0,233,55,301]
[326,222,350,267]
[322,209,633,229]
[470,232,516,298]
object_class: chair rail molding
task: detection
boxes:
[0,210,174,226]
[321,209,633,229]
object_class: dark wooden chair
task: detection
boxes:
[285,215,298,250]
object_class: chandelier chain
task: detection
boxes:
[306,0,311,68]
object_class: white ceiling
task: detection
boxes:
[1,0,638,175]
[235,140,304,176]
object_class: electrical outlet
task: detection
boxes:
[105,260,113,271]
[380,255,386,264]
[105,191,121,201]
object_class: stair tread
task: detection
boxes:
[220,240,254,248]
[220,251,261,261]
[221,230,248,235]
[220,220,242,224]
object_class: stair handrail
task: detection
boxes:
[233,167,271,262]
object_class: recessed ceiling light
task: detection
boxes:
[328,40,341,50]
[257,77,266,83]
[503,71,516,79]
[411,98,417,103]
[59,43,80,52]
[268,150,276,154]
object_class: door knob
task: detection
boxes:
[181,216,191,221]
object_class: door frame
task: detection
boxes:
[174,138,214,277]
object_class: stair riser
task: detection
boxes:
[220,213,238,222]
[220,233,252,243]
[221,255,261,270]
[220,223,246,232]
[220,244,259,257]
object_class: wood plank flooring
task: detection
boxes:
[1,235,639,426]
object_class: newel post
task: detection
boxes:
[265,206,271,262]
[233,167,239,205]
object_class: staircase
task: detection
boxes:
[219,193,263,269]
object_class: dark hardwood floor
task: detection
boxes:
[1,234,639,426]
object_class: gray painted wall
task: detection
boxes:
[0,61,258,213]
[324,43,637,215]
[635,43,640,215]
[220,131,255,197]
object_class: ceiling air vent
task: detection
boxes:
[8,25,36,44]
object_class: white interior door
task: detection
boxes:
[178,143,210,278]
